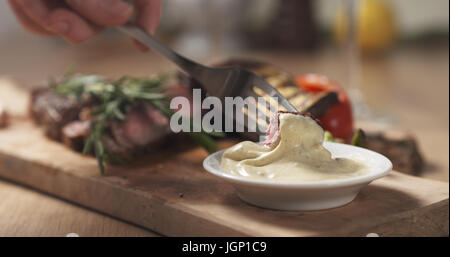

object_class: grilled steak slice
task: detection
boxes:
[62,120,91,151]
[264,111,322,147]
[264,112,281,147]
[108,104,171,160]
[101,133,134,161]
[30,86,175,162]
[364,132,424,174]
[30,88,87,140]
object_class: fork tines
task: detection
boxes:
[237,74,298,136]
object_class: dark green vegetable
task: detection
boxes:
[351,129,366,147]
[53,74,224,174]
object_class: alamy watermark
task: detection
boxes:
[169,89,279,134]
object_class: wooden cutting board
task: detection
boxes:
[0,119,448,236]
[0,80,448,236]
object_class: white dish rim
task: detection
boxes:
[203,142,392,189]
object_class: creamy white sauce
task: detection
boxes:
[221,113,369,182]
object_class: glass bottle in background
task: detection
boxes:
[242,0,318,51]
[336,0,396,127]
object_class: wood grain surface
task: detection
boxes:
[0,118,448,236]
[0,179,159,237]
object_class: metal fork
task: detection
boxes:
[117,25,298,136]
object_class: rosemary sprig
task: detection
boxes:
[54,74,224,174]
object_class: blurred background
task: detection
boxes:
[0,0,448,181]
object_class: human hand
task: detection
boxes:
[8,0,162,50]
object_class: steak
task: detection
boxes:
[30,85,182,162]
[264,111,322,147]
[62,120,91,152]
[364,132,424,175]
[108,104,171,160]
[30,88,88,140]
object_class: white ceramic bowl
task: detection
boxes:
[203,142,392,211]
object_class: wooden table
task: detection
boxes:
[0,179,158,237]
[0,31,448,236]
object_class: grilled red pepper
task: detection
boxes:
[294,74,353,140]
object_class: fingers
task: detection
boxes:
[65,0,134,26]
[133,0,163,51]
[9,0,162,49]
[16,0,102,43]
[134,0,162,34]
[45,8,104,44]
[8,0,53,35]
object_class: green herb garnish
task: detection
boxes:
[53,74,224,174]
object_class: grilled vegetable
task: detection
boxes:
[324,131,335,142]
[351,129,366,147]
[295,74,354,140]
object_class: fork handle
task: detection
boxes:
[117,25,205,78]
